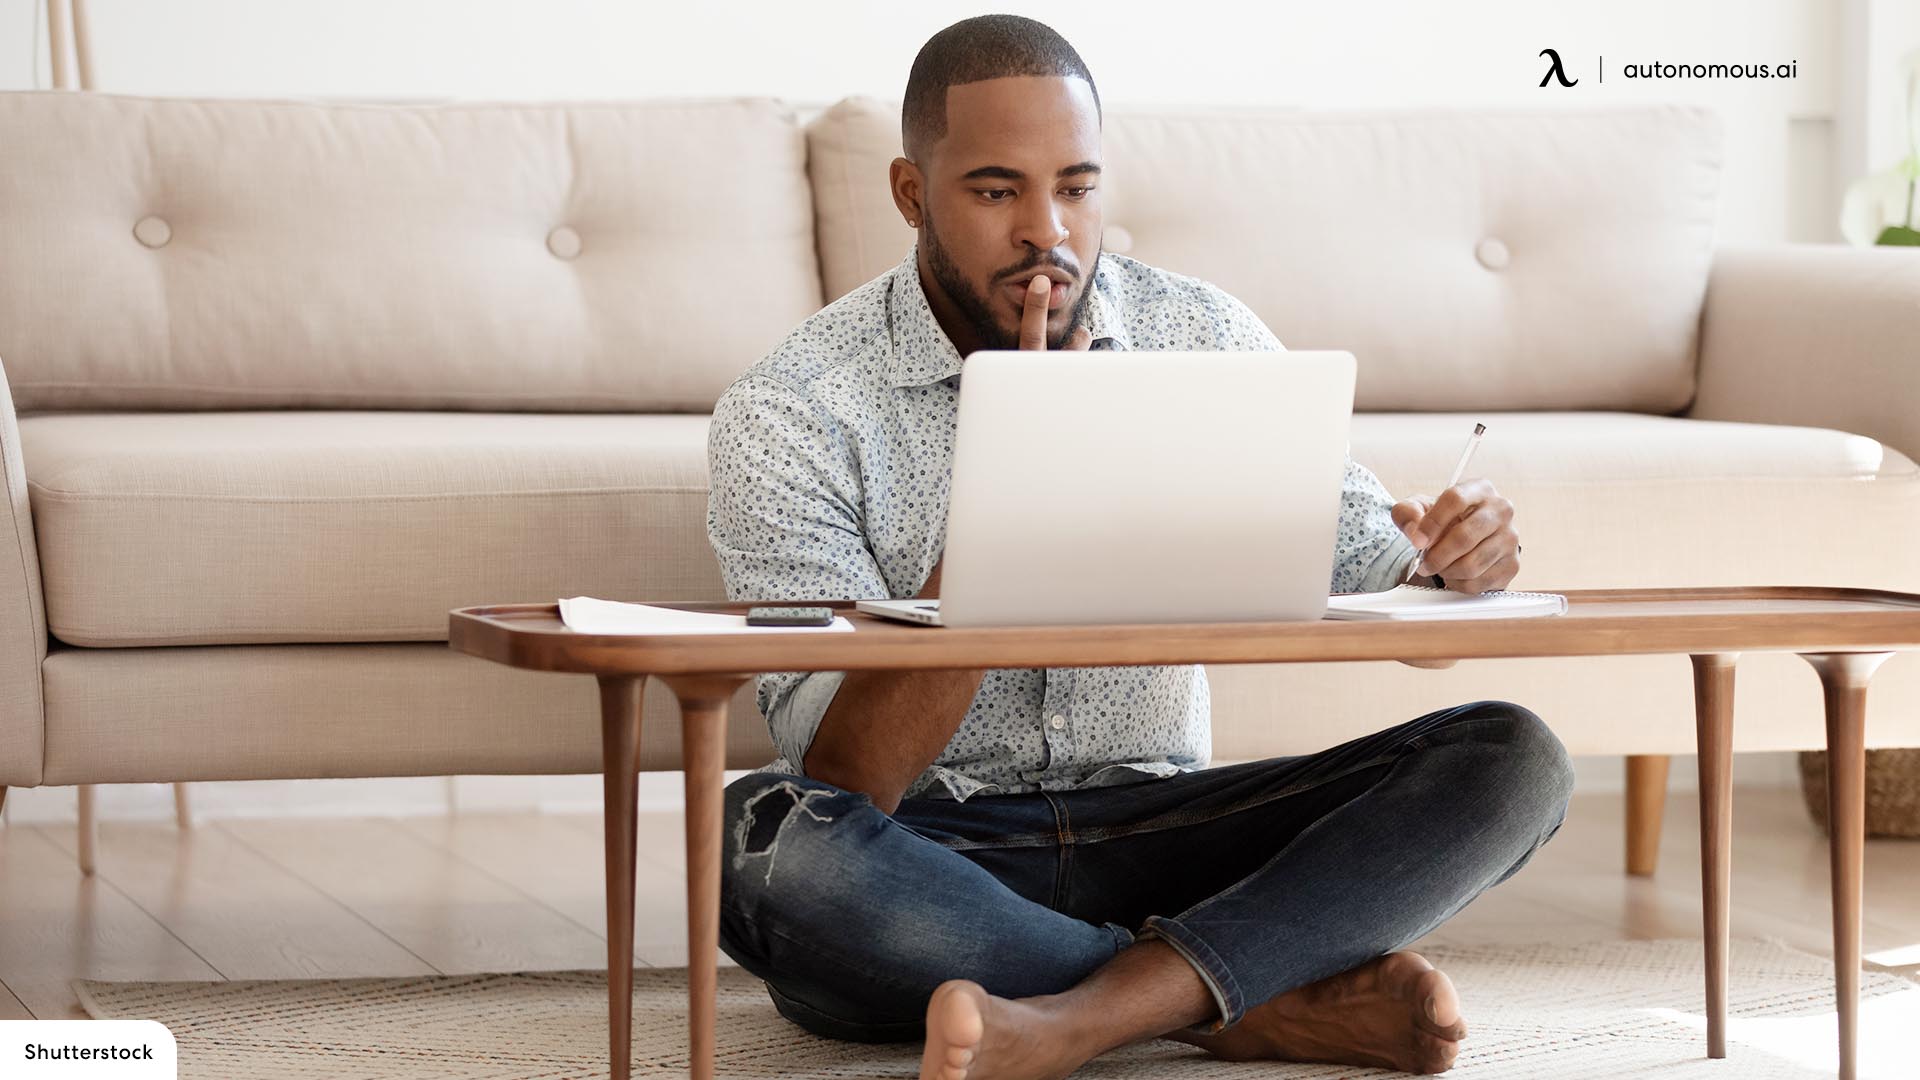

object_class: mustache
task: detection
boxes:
[992,253,1080,287]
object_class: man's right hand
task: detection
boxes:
[1019,272,1094,351]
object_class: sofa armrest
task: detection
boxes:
[1692,246,1920,462]
[0,355,46,786]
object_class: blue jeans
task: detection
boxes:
[717,700,1573,1043]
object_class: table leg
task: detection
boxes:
[1800,652,1891,1080]
[1689,653,1737,1058]
[598,675,645,1080]
[1625,754,1671,876]
[660,674,747,1080]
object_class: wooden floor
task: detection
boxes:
[3,786,1917,1020]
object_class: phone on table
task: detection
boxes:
[746,606,836,627]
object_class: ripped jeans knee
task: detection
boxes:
[723,775,851,891]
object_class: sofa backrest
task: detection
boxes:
[0,92,1723,416]
[0,92,823,412]
[808,98,1724,414]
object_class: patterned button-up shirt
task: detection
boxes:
[706,246,1418,801]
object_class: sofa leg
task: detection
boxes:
[77,785,98,876]
[0,785,8,823]
[1626,754,1671,876]
[173,784,192,829]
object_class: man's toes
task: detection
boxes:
[933,980,987,1042]
[920,980,987,1080]
[1412,1031,1460,1074]
[1409,963,1465,1039]
[1416,996,1467,1040]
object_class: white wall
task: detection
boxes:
[5,0,1909,243]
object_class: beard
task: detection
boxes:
[924,215,1099,351]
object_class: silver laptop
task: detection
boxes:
[857,350,1356,628]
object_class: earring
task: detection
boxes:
[908,217,920,227]
[1061,228,1071,240]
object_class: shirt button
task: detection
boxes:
[1049,714,1067,730]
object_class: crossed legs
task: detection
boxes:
[719,701,1572,1077]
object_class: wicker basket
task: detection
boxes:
[1797,749,1920,837]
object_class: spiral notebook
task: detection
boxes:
[1324,584,1567,621]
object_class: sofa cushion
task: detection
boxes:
[23,412,726,646]
[28,409,1920,648]
[1352,412,1920,592]
[0,92,822,412]
[808,98,1723,413]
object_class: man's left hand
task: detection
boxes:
[1390,479,1520,595]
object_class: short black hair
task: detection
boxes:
[902,15,1101,161]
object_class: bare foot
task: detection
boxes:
[918,980,1089,1080]
[1190,952,1467,1074]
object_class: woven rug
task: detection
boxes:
[76,939,1918,1079]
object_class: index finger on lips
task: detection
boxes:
[1020,274,1051,350]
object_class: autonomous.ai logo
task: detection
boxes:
[1539,48,1577,87]
[1534,48,1798,87]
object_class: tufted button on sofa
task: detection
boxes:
[132,215,172,248]
[0,91,1916,821]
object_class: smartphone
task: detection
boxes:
[745,606,835,627]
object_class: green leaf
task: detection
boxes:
[1875,225,1920,246]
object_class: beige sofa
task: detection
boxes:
[2,92,1918,851]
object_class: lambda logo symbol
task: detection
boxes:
[1539,48,1578,87]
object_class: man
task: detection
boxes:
[705,15,1572,1079]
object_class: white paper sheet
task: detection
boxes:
[557,597,856,635]
[1323,584,1567,621]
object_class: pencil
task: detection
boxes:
[1402,422,1487,586]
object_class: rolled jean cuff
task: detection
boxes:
[765,981,924,1044]
[1138,915,1243,1032]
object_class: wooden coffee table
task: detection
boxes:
[450,586,1920,1080]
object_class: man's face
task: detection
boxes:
[905,76,1103,353]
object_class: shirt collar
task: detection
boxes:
[887,245,1130,390]
[1082,263,1130,351]
[886,247,967,388]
